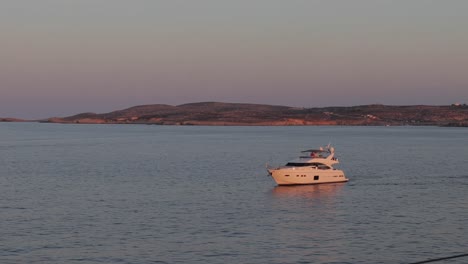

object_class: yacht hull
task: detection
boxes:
[268,168,348,185]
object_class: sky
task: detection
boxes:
[1,0,468,119]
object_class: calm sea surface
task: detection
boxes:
[1,123,467,264]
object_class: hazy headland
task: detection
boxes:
[3,102,468,127]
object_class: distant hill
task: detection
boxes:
[39,102,468,126]
[0,117,26,122]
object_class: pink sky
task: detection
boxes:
[1,1,468,119]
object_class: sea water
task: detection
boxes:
[0,123,467,264]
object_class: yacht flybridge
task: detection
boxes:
[267,145,348,185]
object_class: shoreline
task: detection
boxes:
[3,102,468,127]
[1,119,467,127]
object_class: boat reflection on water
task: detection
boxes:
[271,183,345,199]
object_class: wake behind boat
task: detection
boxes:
[267,145,348,185]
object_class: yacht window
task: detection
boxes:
[286,162,311,167]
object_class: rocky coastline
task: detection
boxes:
[3,102,468,126]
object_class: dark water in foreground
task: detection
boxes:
[1,123,467,264]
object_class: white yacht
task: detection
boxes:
[267,145,348,185]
